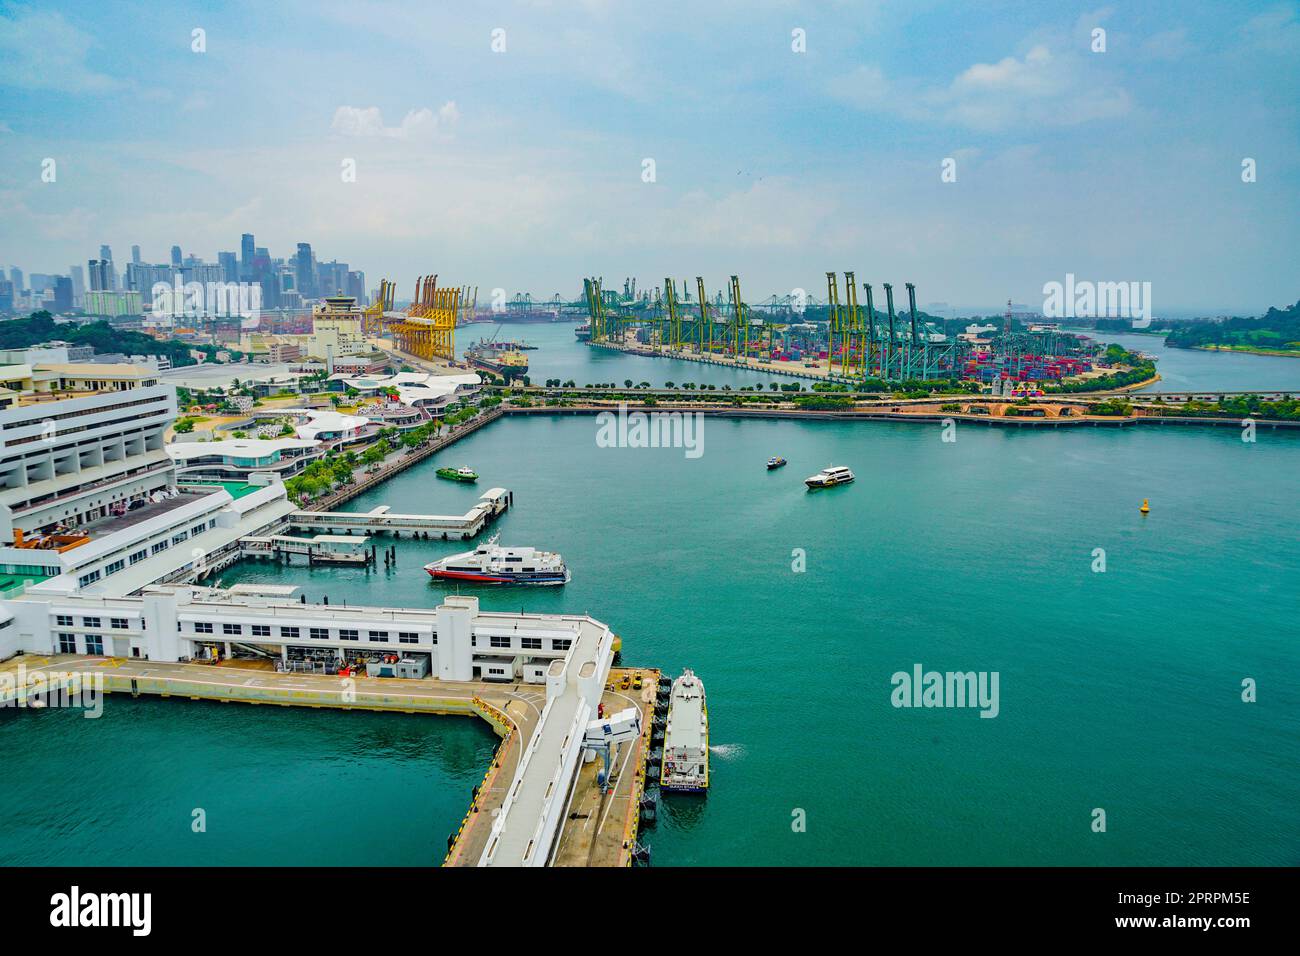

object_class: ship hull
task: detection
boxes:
[466,354,528,380]
[426,568,568,586]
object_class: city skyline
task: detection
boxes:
[2,1,1298,314]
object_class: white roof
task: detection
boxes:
[167,437,319,460]
[294,408,369,441]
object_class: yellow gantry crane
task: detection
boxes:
[390,274,459,361]
[361,278,396,337]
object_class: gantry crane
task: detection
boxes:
[390,274,459,361]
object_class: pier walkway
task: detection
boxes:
[290,488,511,539]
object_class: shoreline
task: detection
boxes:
[1178,344,1300,359]
[501,403,1300,430]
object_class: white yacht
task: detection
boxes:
[423,534,570,586]
[661,669,709,793]
[804,465,855,489]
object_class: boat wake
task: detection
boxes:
[708,743,744,760]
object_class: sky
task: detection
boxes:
[1,0,1297,316]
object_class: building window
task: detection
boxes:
[82,617,101,629]
[280,626,299,638]
[520,637,541,650]
[222,624,241,635]
[191,524,207,537]
[251,625,270,638]
[129,549,148,565]
[339,629,358,641]
[194,622,213,634]
[105,559,125,576]
[368,631,388,642]
[151,541,168,555]
[85,635,104,655]
[172,531,188,545]
[58,633,76,654]
[309,628,329,640]
[490,635,510,648]
[398,632,418,644]
[77,570,101,588]
[56,615,73,627]
[551,638,572,651]
[110,618,128,630]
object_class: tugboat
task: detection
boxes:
[661,669,709,793]
[766,456,787,470]
[424,534,570,585]
[435,466,478,483]
[804,465,854,489]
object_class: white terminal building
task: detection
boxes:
[0,363,619,866]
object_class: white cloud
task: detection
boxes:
[330,103,460,140]
[1241,5,1300,53]
[830,41,1131,131]
[0,7,120,95]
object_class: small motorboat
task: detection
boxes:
[766,456,787,470]
[436,466,478,483]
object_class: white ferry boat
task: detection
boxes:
[804,464,855,489]
[423,534,570,586]
[661,669,709,793]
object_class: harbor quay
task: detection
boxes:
[1,591,657,867]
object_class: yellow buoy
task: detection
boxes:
[1140,498,1150,514]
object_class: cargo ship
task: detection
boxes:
[423,534,569,586]
[661,669,709,792]
[465,340,529,380]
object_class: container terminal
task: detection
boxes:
[0,358,680,867]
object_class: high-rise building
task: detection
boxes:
[170,245,182,268]
[8,267,22,292]
[294,243,315,300]
[52,277,73,311]
[0,280,14,314]
[218,251,237,283]
[131,245,141,264]
[87,259,111,292]
[240,233,255,279]
[98,246,118,291]
[68,265,85,306]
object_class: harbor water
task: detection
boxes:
[5,331,1298,866]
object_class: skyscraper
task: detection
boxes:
[131,245,141,264]
[170,245,182,268]
[98,245,117,291]
[218,251,237,283]
[69,265,85,306]
[294,243,315,300]
[53,277,73,311]
[87,259,110,292]
[240,233,255,279]
[8,267,22,292]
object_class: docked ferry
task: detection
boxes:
[661,669,709,793]
[424,535,570,586]
[805,465,854,489]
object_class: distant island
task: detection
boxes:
[1165,301,1300,356]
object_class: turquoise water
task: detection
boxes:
[0,697,496,866]
[7,333,1299,867]
[210,415,1299,866]
[1068,328,1300,393]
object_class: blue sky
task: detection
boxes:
[1,0,1297,314]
